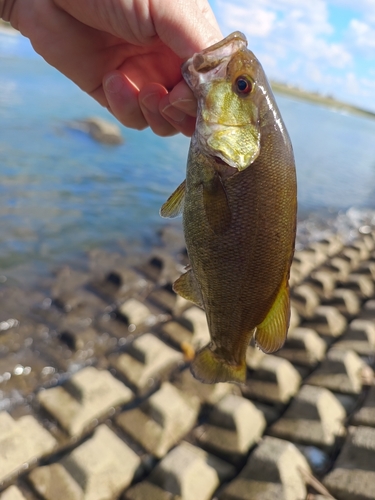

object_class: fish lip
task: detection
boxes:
[181,31,248,88]
[181,31,247,74]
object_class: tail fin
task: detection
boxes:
[191,344,246,384]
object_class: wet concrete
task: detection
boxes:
[1,223,375,499]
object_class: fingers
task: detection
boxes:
[168,80,197,116]
[151,0,223,59]
[159,93,196,137]
[103,72,196,137]
[104,71,148,131]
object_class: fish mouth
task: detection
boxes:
[182,32,248,88]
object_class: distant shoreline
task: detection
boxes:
[1,20,374,120]
[271,81,375,120]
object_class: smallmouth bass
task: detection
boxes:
[161,32,297,384]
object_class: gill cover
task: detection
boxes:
[182,31,261,171]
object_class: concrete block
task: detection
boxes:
[149,441,234,500]
[323,426,375,500]
[343,274,374,299]
[194,394,266,460]
[334,319,375,355]
[117,382,199,458]
[275,327,326,367]
[104,266,151,296]
[180,307,210,347]
[246,344,266,370]
[289,263,302,287]
[0,412,57,483]
[61,425,140,500]
[172,368,240,407]
[38,367,133,436]
[59,324,99,351]
[149,286,191,317]
[303,305,347,337]
[28,463,83,500]
[339,246,362,269]
[360,299,375,320]
[291,252,315,279]
[117,299,154,329]
[220,436,310,500]
[0,487,27,500]
[161,306,210,356]
[269,385,346,449]
[290,284,320,318]
[111,334,183,393]
[136,253,180,285]
[352,386,375,427]
[351,239,371,260]
[323,288,361,317]
[305,271,336,299]
[307,348,366,394]
[289,306,300,331]
[361,234,375,252]
[303,246,328,266]
[123,482,180,500]
[355,260,375,279]
[243,356,301,404]
[319,256,351,281]
[311,235,343,257]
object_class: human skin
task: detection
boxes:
[0,0,222,136]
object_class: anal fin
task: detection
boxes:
[160,179,186,218]
[173,268,204,309]
[255,279,290,353]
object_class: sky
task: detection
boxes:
[210,0,375,111]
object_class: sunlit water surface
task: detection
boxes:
[1,30,375,279]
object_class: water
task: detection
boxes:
[1,30,375,276]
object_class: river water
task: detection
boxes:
[1,29,375,277]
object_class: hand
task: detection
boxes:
[4,0,222,136]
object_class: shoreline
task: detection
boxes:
[0,23,373,119]
[271,81,375,120]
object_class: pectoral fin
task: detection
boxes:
[203,173,231,234]
[255,279,290,353]
[160,180,186,218]
[173,268,204,309]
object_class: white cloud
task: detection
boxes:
[210,0,375,111]
[348,19,375,50]
[215,0,352,75]
[222,5,276,37]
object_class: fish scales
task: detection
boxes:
[161,32,297,384]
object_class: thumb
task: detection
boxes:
[150,0,223,59]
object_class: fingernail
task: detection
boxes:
[141,92,160,114]
[162,104,186,123]
[104,74,124,94]
[171,98,195,113]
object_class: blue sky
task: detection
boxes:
[210,0,375,111]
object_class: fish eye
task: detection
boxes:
[234,76,253,95]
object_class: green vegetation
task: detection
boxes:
[271,81,375,120]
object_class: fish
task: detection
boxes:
[160,31,297,384]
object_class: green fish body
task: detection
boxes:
[161,32,297,384]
